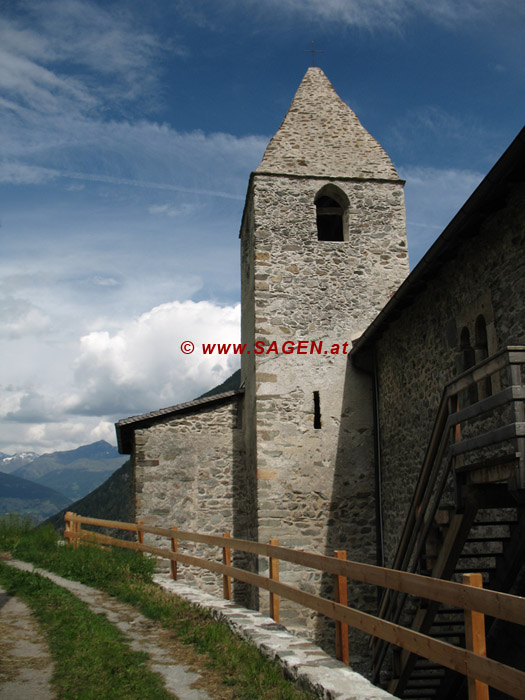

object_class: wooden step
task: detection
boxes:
[470,519,516,527]
[430,620,463,627]
[411,670,445,679]
[406,676,443,685]
[413,661,445,670]
[431,630,464,640]
[466,535,510,542]
[402,689,438,698]
[455,451,519,475]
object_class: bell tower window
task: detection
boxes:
[315,186,348,242]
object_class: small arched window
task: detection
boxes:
[315,186,348,241]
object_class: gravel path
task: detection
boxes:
[2,559,236,700]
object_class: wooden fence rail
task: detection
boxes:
[64,512,525,699]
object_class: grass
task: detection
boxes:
[0,515,314,700]
[0,563,175,700]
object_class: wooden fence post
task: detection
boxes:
[269,538,280,623]
[170,526,178,580]
[76,517,82,548]
[137,520,144,554]
[334,550,350,666]
[222,532,232,600]
[64,512,72,546]
[463,573,490,700]
[71,514,80,549]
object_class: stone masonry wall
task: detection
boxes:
[375,182,525,569]
[241,173,409,674]
[133,396,251,602]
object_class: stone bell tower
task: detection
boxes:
[239,68,408,655]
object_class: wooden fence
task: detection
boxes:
[64,512,525,700]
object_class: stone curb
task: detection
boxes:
[154,575,395,700]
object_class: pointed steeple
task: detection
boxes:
[257,68,398,180]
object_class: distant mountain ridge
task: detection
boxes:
[13,440,122,479]
[41,377,243,534]
[0,451,39,474]
[0,471,71,523]
[11,440,127,501]
[0,441,127,514]
[45,460,135,539]
[198,369,241,399]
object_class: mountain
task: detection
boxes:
[0,472,71,523]
[14,440,123,479]
[12,440,127,501]
[0,451,39,474]
[198,369,241,399]
[35,467,119,501]
[44,460,135,540]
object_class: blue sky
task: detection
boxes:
[1,0,524,454]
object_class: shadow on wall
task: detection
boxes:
[314,358,378,677]
[232,396,259,610]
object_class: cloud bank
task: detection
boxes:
[1,300,241,453]
[67,300,241,417]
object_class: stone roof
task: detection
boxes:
[256,67,399,181]
[115,389,244,454]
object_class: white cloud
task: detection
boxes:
[24,419,117,454]
[389,106,492,161]
[0,1,165,111]
[0,295,51,338]
[402,166,483,265]
[91,276,120,288]
[213,0,521,31]
[148,202,197,217]
[0,384,119,453]
[0,162,56,184]
[66,300,241,417]
[0,295,238,452]
[0,103,265,194]
[248,0,407,30]
[0,2,267,209]
[405,0,523,28]
[2,390,57,424]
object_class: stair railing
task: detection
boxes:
[372,346,525,682]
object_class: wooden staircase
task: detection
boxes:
[372,347,525,700]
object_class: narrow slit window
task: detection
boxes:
[313,391,321,429]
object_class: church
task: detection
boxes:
[116,68,525,698]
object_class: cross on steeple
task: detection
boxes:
[305,41,324,67]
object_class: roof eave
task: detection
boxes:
[115,388,245,455]
[351,126,525,364]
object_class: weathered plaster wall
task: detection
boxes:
[133,396,251,601]
[374,182,525,569]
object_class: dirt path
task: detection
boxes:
[0,584,55,700]
[3,559,236,700]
